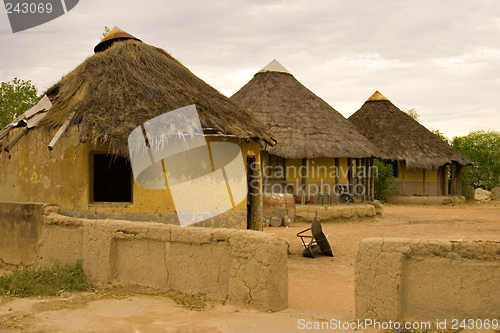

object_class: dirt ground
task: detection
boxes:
[1,202,499,333]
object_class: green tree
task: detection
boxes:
[373,159,396,201]
[0,78,37,128]
[403,108,420,122]
[431,129,450,144]
[452,130,500,190]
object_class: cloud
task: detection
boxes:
[1,0,499,137]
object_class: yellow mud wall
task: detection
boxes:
[392,167,439,196]
[0,127,259,221]
[0,126,89,209]
[284,157,349,183]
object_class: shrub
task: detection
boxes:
[373,159,396,201]
[0,261,92,297]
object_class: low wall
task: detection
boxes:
[356,238,500,322]
[1,202,288,311]
[296,204,376,220]
[0,201,49,265]
[262,194,295,226]
[386,195,466,205]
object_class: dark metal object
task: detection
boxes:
[297,211,333,258]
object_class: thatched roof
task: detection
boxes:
[230,60,378,159]
[348,91,471,169]
[39,29,274,157]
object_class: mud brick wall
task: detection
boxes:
[0,202,288,311]
[38,210,287,311]
[356,238,500,321]
[296,204,376,220]
[0,201,48,265]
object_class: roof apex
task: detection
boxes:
[94,27,141,53]
[366,90,389,102]
[257,59,291,74]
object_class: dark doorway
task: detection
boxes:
[92,154,132,202]
[246,156,256,229]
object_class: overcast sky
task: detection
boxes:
[1,0,499,139]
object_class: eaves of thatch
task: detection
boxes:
[348,91,471,169]
[37,30,275,157]
[230,60,378,159]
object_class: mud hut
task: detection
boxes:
[348,91,471,197]
[0,27,274,230]
[231,60,378,203]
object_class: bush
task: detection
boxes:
[452,130,500,190]
[373,159,396,201]
[462,185,475,201]
[0,261,92,297]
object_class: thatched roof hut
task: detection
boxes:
[39,28,274,157]
[230,60,377,159]
[348,91,471,169]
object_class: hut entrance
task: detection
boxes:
[91,153,132,203]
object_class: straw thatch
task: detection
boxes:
[348,91,471,169]
[40,36,274,157]
[230,60,378,159]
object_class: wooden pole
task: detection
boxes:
[443,164,450,195]
[347,158,352,193]
[450,162,456,196]
[456,164,462,196]
[335,158,339,204]
[363,158,370,201]
[370,158,375,201]
[367,158,372,200]
[401,160,406,196]
[261,152,268,195]
[301,158,307,205]
[356,159,360,187]
[48,111,75,151]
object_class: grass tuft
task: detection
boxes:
[0,261,92,297]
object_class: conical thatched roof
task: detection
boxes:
[230,60,377,159]
[40,32,274,157]
[348,91,471,169]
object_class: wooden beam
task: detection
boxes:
[401,160,406,196]
[370,158,375,201]
[457,164,463,196]
[450,162,456,196]
[363,158,370,201]
[335,158,339,203]
[444,165,449,196]
[261,151,268,195]
[347,158,352,193]
[301,158,306,205]
[48,111,75,151]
